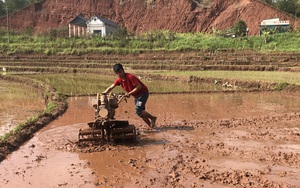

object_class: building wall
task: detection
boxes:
[87,17,104,36]
[86,17,118,37]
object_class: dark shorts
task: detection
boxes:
[134,92,149,116]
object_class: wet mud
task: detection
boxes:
[0,92,300,188]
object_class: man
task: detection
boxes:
[104,63,157,129]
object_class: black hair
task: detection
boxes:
[113,63,124,72]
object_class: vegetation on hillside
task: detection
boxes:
[0,25,299,55]
[261,0,300,17]
[0,0,41,17]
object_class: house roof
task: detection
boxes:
[69,16,88,27]
[88,16,118,27]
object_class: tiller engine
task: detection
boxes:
[78,93,137,144]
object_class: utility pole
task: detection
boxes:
[6,6,9,43]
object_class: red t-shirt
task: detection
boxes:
[113,73,148,98]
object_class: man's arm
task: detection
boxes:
[127,83,141,96]
[103,83,116,94]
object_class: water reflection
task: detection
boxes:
[115,92,300,123]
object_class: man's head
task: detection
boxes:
[113,63,124,73]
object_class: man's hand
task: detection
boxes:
[125,93,131,98]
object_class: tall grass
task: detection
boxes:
[20,73,224,95]
[23,73,120,95]
[0,100,58,142]
[159,70,300,85]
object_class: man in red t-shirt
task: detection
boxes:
[104,63,157,128]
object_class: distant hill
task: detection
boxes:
[0,0,298,36]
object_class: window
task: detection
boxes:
[94,30,102,35]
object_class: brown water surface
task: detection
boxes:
[0,92,300,187]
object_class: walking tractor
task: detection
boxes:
[78,93,137,144]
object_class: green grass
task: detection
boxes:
[18,69,300,96]
[0,99,60,142]
[20,72,229,95]
[0,79,45,141]
[1,30,300,55]
[22,73,117,95]
[0,79,44,114]
[153,70,300,85]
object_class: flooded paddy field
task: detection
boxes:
[0,50,300,187]
[0,80,45,137]
[0,91,300,188]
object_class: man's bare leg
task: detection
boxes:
[140,110,157,128]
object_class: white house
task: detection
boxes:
[86,16,119,37]
[69,15,119,37]
[259,18,290,35]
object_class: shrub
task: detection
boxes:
[273,82,289,91]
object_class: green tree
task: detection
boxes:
[1,0,41,16]
[5,0,29,12]
[231,20,248,37]
[273,0,300,17]
[110,26,129,40]
[28,0,41,4]
[0,1,5,17]
[261,0,300,17]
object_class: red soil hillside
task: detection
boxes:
[0,0,298,36]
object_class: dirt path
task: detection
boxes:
[0,92,300,188]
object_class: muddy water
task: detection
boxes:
[0,92,300,187]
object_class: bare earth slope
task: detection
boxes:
[0,0,298,36]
